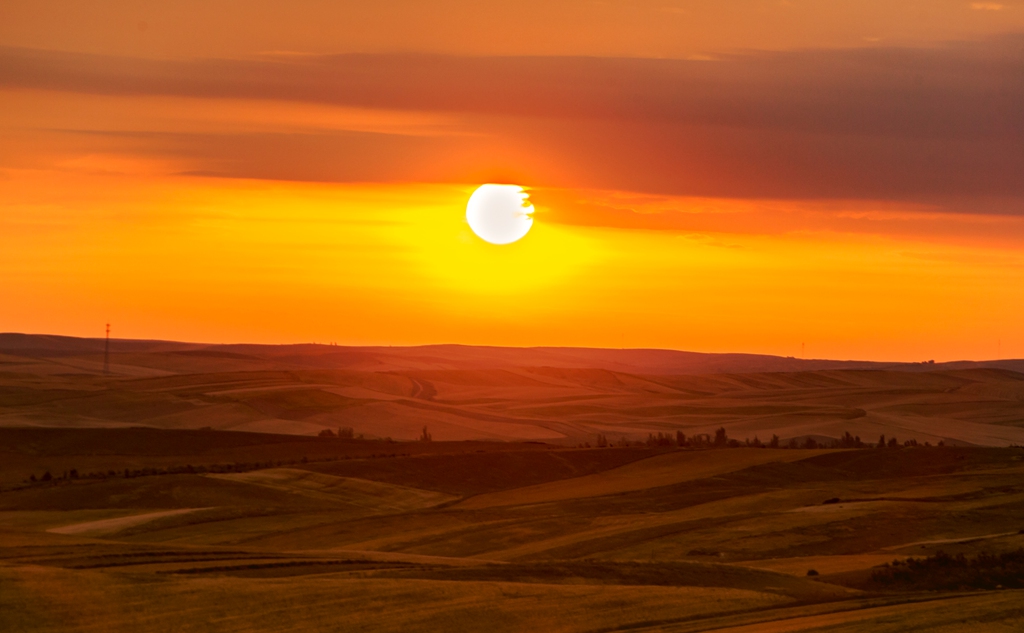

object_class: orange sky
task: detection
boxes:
[1,1,1022,361]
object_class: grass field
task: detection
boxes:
[2,424,1024,632]
[3,336,1023,630]
[3,334,1023,446]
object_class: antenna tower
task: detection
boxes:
[103,324,110,375]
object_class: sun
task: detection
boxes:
[465,184,534,244]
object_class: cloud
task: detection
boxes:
[971,3,1004,10]
[532,188,1024,245]
[1,37,1021,204]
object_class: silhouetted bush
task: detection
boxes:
[646,432,674,447]
[838,431,863,448]
[807,569,819,576]
[688,433,711,448]
[714,427,728,447]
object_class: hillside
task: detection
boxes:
[1,334,1023,446]
[2,429,1023,632]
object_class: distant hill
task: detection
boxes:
[2,332,1021,375]
[2,333,1022,446]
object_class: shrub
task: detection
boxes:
[646,432,674,447]
[714,427,728,447]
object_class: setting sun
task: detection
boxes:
[465,184,535,245]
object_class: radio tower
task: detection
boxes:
[103,324,111,375]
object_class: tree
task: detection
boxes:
[769,434,780,449]
[676,430,688,447]
[318,428,336,438]
[596,434,608,448]
[420,426,432,442]
[647,432,674,447]
[714,427,728,447]
[41,471,52,481]
[887,436,899,448]
[878,435,886,448]
[338,427,355,439]
[804,437,818,449]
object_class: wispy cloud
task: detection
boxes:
[1,37,1021,204]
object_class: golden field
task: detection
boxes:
[2,335,1023,631]
[2,425,1023,632]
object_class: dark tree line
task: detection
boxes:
[318,426,359,439]
[21,451,412,487]
[590,428,941,450]
[870,549,1024,591]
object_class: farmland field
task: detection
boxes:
[2,336,1023,631]
[3,426,1024,632]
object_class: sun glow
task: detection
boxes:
[1,169,1022,359]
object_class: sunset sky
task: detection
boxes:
[2,1,1022,361]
